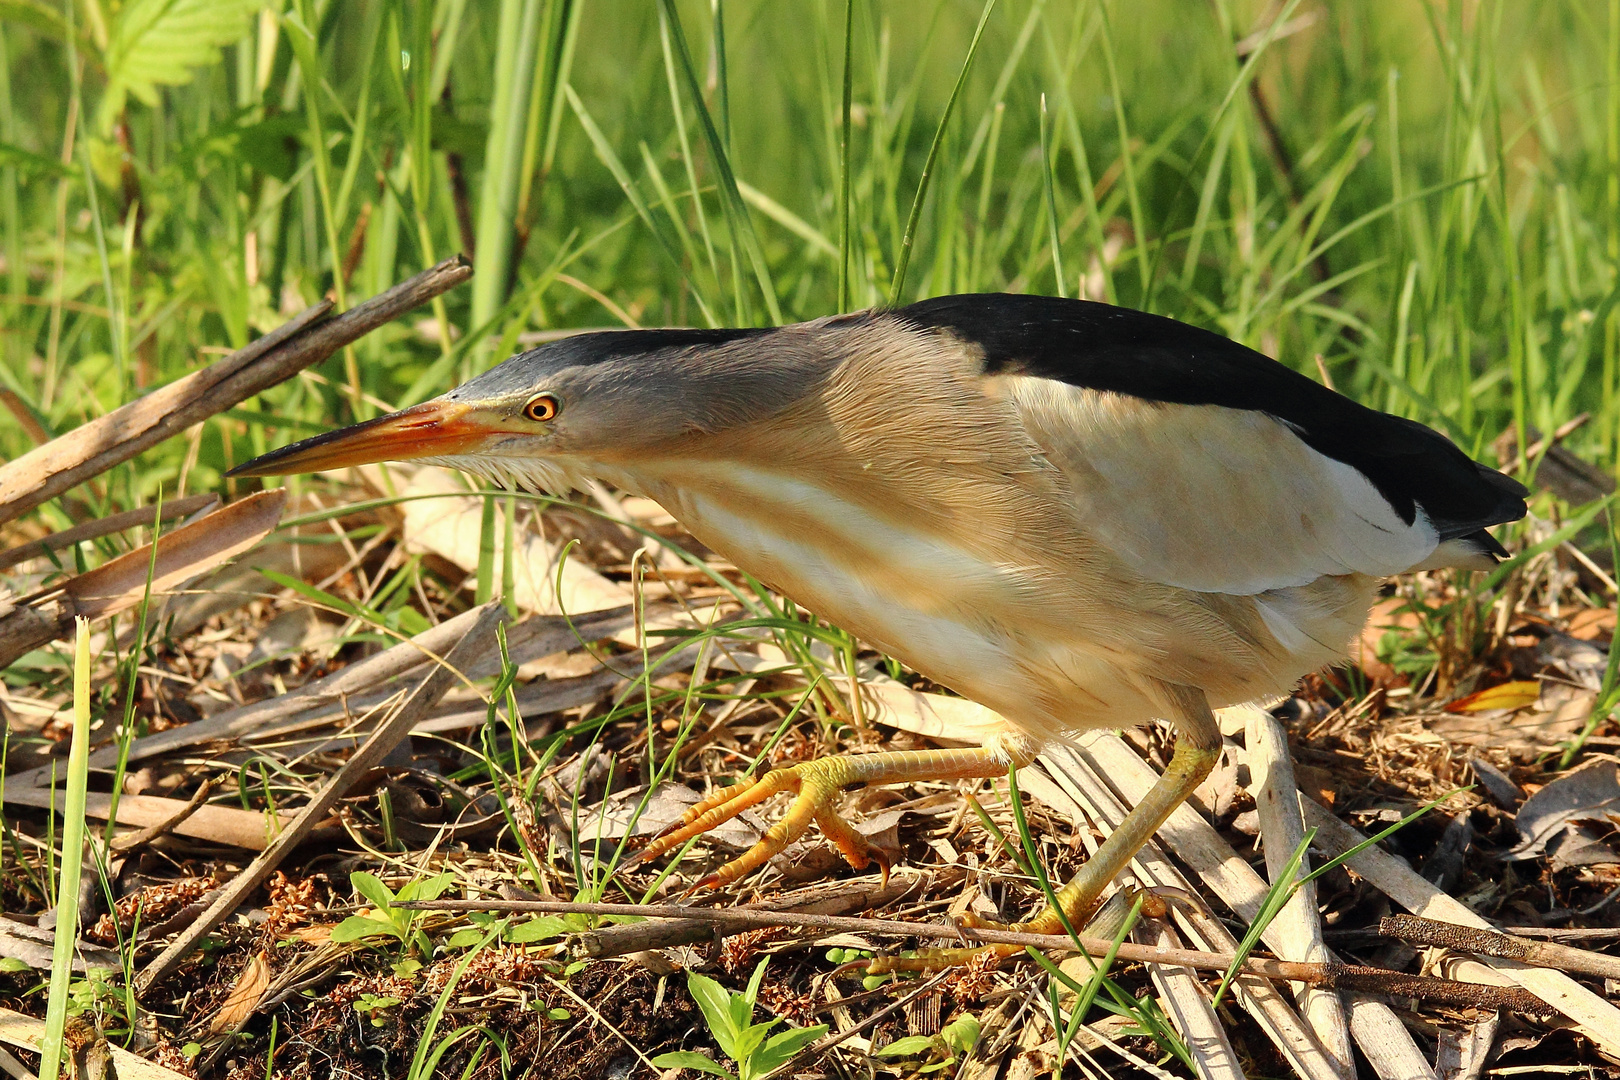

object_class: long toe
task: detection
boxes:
[697,759,856,890]
[630,757,902,891]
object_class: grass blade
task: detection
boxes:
[888,0,997,306]
[657,0,782,324]
[39,617,93,1080]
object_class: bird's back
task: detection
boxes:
[897,293,1527,552]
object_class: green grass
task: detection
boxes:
[0,1,1616,506]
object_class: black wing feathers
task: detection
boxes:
[897,293,1527,541]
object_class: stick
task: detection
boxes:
[1379,914,1620,981]
[135,602,505,993]
[0,490,286,668]
[396,898,1552,1014]
[0,256,471,527]
[573,868,959,959]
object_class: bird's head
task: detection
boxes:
[230,324,838,491]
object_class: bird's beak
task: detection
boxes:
[229,400,496,477]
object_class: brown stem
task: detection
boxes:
[396,898,1552,1015]
[1380,913,1620,980]
[340,201,373,292]
[113,111,145,245]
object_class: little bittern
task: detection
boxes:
[235,294,1527,969]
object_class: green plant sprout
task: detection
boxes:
[331,870,458,968]
[873,1012,980,1073]
[650,959,828,1080]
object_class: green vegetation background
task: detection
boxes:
[1,0,1617,522]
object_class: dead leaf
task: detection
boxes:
[387,465,628,615]
[0,917,119,973]
[1468,758,1524,810]
[0,492,218,573]
[1427,682,1594,751]
[1506,760,1620,862]
[1445,681,1542,713]
[207,950,272,1035]
[1538,634,1609,691]
[1568,607,1616,644]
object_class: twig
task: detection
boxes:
[572,868,957,959]
[1246,704,1354,1078]
[396,898,1553,1014]
[135,602,506,993]
[0,493,217,572]
[108,780,213,853]
[0,255,471,527]
[1379,914,1620,981]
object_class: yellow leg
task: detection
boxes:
[630,746,1030,889]
[870,683,1222,973]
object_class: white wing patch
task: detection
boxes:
[997,377,1440,594]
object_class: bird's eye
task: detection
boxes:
[523,394,560,423]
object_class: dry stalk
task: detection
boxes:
[0,255,472,528]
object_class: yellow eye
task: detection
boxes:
[523,394,560,422]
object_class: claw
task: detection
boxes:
[629,758,898,891]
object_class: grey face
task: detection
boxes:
[227,317,859,491]
[439,324,840,463]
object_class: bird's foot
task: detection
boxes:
[628,756,892,891]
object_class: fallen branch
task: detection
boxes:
[0,255,471,528]
[1303,798,1620,1051]
[1379,914,1620,981]
[572,867,961,958]
[397,898,1553,1015]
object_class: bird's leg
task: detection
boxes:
[869,683,1221,973]
[629,745,1032,890]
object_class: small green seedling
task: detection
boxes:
[353,992,403,1027]
[874,1012,980,1073]
[651,959,827,1080]
[331,870,456,956]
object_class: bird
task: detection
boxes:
[233,292,1528,970]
